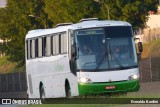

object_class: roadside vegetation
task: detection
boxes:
[142,39,160,59]
[0,56,25,74]
[0,0,158,67]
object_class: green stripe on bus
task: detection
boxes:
[78,80,140,95]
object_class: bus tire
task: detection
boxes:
[65,81,71,98]
[40,85,45,100]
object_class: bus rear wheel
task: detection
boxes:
[65,83,71,98]
[40,85,45,100]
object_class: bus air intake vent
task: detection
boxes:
[79,18,99,22]
[56,23,73,27]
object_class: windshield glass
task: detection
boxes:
[75,26,138,71]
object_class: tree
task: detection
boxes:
[28,0,53,29]
[0,0,158,67]
[0,0,51,66]
[0,0,100,67]
[44,0,100,26]
[0,0,32,66]
[100,0,158,30]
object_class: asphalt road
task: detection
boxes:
[0,81,159,107]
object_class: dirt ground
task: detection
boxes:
[128,81,160,97]
[116,81,160,107]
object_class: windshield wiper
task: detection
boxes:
[94,37,113,70]
[94,41,109,70]
[94,38,126,71]
[94,50,108,70]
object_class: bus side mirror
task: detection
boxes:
[138,42,143,53]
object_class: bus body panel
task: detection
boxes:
[26,55,79,98]
[78,80,139,95]
[77,68,139,82]
[77,68,140,95]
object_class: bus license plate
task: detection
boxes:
[106,86,115,90]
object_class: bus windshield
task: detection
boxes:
[75,26,138,71]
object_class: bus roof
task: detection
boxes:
[26,20,131,39]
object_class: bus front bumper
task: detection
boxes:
[78,80,140,95]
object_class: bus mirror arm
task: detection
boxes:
[136,42,143,61]
[138,42,143,53]
[137,53,142,61]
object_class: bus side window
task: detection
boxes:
[51,36,53,55]
[52,34,59,55]
[46,36,51,56]
[38,38,43,57]
[52,35,55,55]
[30,40,32,58]
[43,37,46,56]
[35,38,38,58]
[60,33,67,54]
[27,40,30,59]
[31,39,35,58]
[59,34,61,54]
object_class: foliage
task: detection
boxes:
[0,0,51,66]
[142,39,160,58]
[0,0,30,66]
[0,0,159,67]
[44,0,100,26]
[100,0,158,30]
[0,56,25,73]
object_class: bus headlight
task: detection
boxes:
[78,78,92,83]
[128,74,139,80]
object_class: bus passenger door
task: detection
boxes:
[68,29,77,75]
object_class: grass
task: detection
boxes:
[20,104,118,107]
[0,56,25,74]
[18,92,160,107]
[142,39,160,58]
[20,104,160,107]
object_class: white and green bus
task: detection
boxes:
[25,18,142,98]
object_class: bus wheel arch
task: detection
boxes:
[39,82,45,99]
[65,79,71,98]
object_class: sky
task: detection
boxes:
[0,0,6,7]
